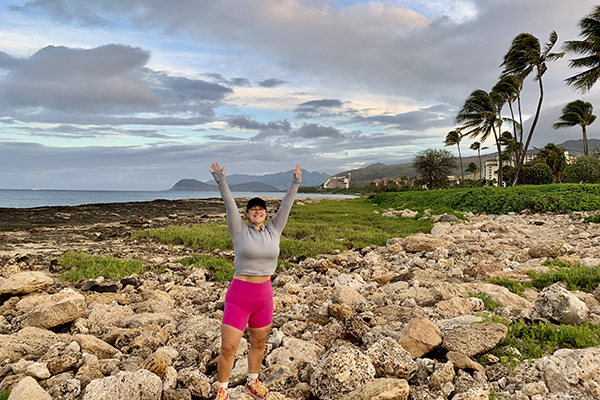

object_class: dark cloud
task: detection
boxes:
[258,78,287,88]
[227,116,342,141]
[205,134,248,141]
[228,116,292,132]
[201,72,251,87]
[145,71,233,102]
[296,123,343,139]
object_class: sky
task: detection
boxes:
[1,0,600,190]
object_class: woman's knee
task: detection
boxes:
[220,341,239,358]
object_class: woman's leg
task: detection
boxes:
[218,324,245,383]
[247,324,271,374]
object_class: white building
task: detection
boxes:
[323,174,351,189]
[483,151,576,186]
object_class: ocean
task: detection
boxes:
[0,189,356,209]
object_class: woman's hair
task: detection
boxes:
[246,197,267,212]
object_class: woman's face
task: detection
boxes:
[246,205,266,227]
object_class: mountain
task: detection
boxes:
[168,179,290,192]
[206,169,330,189]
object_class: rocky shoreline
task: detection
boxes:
[1,200,600,400]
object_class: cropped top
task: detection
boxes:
[211,170,301,276]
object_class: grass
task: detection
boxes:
[373,183,600,215]
[132,198,433,258]
[490,319,600,362]
[58,251,146,283]
[469,292,502,310]
[489,276,530,296]
[0,387,10,400]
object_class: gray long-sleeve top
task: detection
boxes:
[211,170,301,276]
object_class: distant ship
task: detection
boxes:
[29,187,40,191]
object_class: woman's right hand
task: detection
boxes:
[210,162,225,175]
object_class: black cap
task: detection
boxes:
[246,197,267,212]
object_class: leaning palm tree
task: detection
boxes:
[563,5,600,92]
[456,89,504,185]
[553,100,597,156]
[469,141,488,181]
[444,130,464,181]
[501,31,564,186]
[491,75,524,164]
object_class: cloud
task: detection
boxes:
[227,115,343,141]
[202,72,252,87]
[258,78,287,88]
[352,104,455,130]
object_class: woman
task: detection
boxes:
[210,162,302,400]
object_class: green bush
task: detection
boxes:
[0,387,10,400]
[373,184,600,215]
[176,254,234,282]
[489,276,530,296]
[468,292,501,310]
[527,262,600,293]
[564,156,600,184]
[58,251,145,283]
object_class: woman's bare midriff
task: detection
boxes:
[233,274,271,283]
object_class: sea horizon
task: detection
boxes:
[0,188,356,209]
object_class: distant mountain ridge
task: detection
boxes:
[168,168,329,191]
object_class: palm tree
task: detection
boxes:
[456,89,504,185]
[491,75,524,164]
[501,31,564,186]
[553,100,597,156]
[444,130,464,181]
[534,143,567,183]
[466,162,478,180]
[469,141,488,180]
[563,5,600,92]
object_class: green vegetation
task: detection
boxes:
[373,184,600,215]
[133,198,433,258]
[176,254,234,282]
[0,387,10,400]
[489,276,529,296]
[58,251,145,283]
[469,292,501,310]
[584,214,600,223]
[491,319,600,362]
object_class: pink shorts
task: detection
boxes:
[223,279,273,331]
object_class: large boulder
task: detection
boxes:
[310,345,376,400]
[6,376,52,400]
[265,337,325,372]
[402,233,448,253]
[397,317,443,359]
[22,290,87,329]
[70,334,119,359]
[82,369,162,400]
[0,271,53,295]
[534,284,589,325]
[346,378,410,400]
[442,323,507,357]
[538,346,600,398]
[0,327,60,363]
[366,338,417,380]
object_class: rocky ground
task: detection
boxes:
[1,199,600,400]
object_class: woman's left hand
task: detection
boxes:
[293,165,302,179]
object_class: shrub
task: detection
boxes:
[468,292,501,310]
[58,251,146,283]
[0,387,10,400]
[176,254,234,282]
[564,156,600,183]
[489,276,530,295]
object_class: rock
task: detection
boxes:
[332,286,366,307]
[310,345,376,400]
[428,361,455,390]
[0,327,60,363]
[402,233,448,253]
[465,283,532,314]
[0,271,53,295]
[81,281,119,293]
[442,322,507,357]
[439,215,459,223]
[433,297,473,319]
[366,337,417,379]
[534,284,589,324]
[75,356,104,389]
[446,351,484,372]
[71,334,119,359]
[82,369,162,400]
[528,241,563,258]
[6,376,52,400]
[344,315,370,342]
[22,290,87,329]
[328,304,353,320]
[538,346,600,397]
[266,337,325,372]
[25,362,51,379]
[451,386,490,400]
[397,317,443,359]
[177,367,211,398]
[346,378,410,400]
[261,364,299,392]
[141,346,178,378]
[114,324,169,353]
[162,389,192,400]
[46,376,81,400]
[521,381,549,397]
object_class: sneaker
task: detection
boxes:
[215,387,229,400]
[243,378,269,400]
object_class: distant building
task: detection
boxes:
[372,177,417,187]
[323,174,351,189]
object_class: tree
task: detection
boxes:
[501,31,564,186]
[491,75,524,164]
[534,143,567,183]
[552,100,596,156]
[413,149,457,189]
[469,141,488,180]
[563,5,600,92]
[456,89,504,184]
[466,162,478,179]
[444,130,464,181]
[564,156,600,183]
